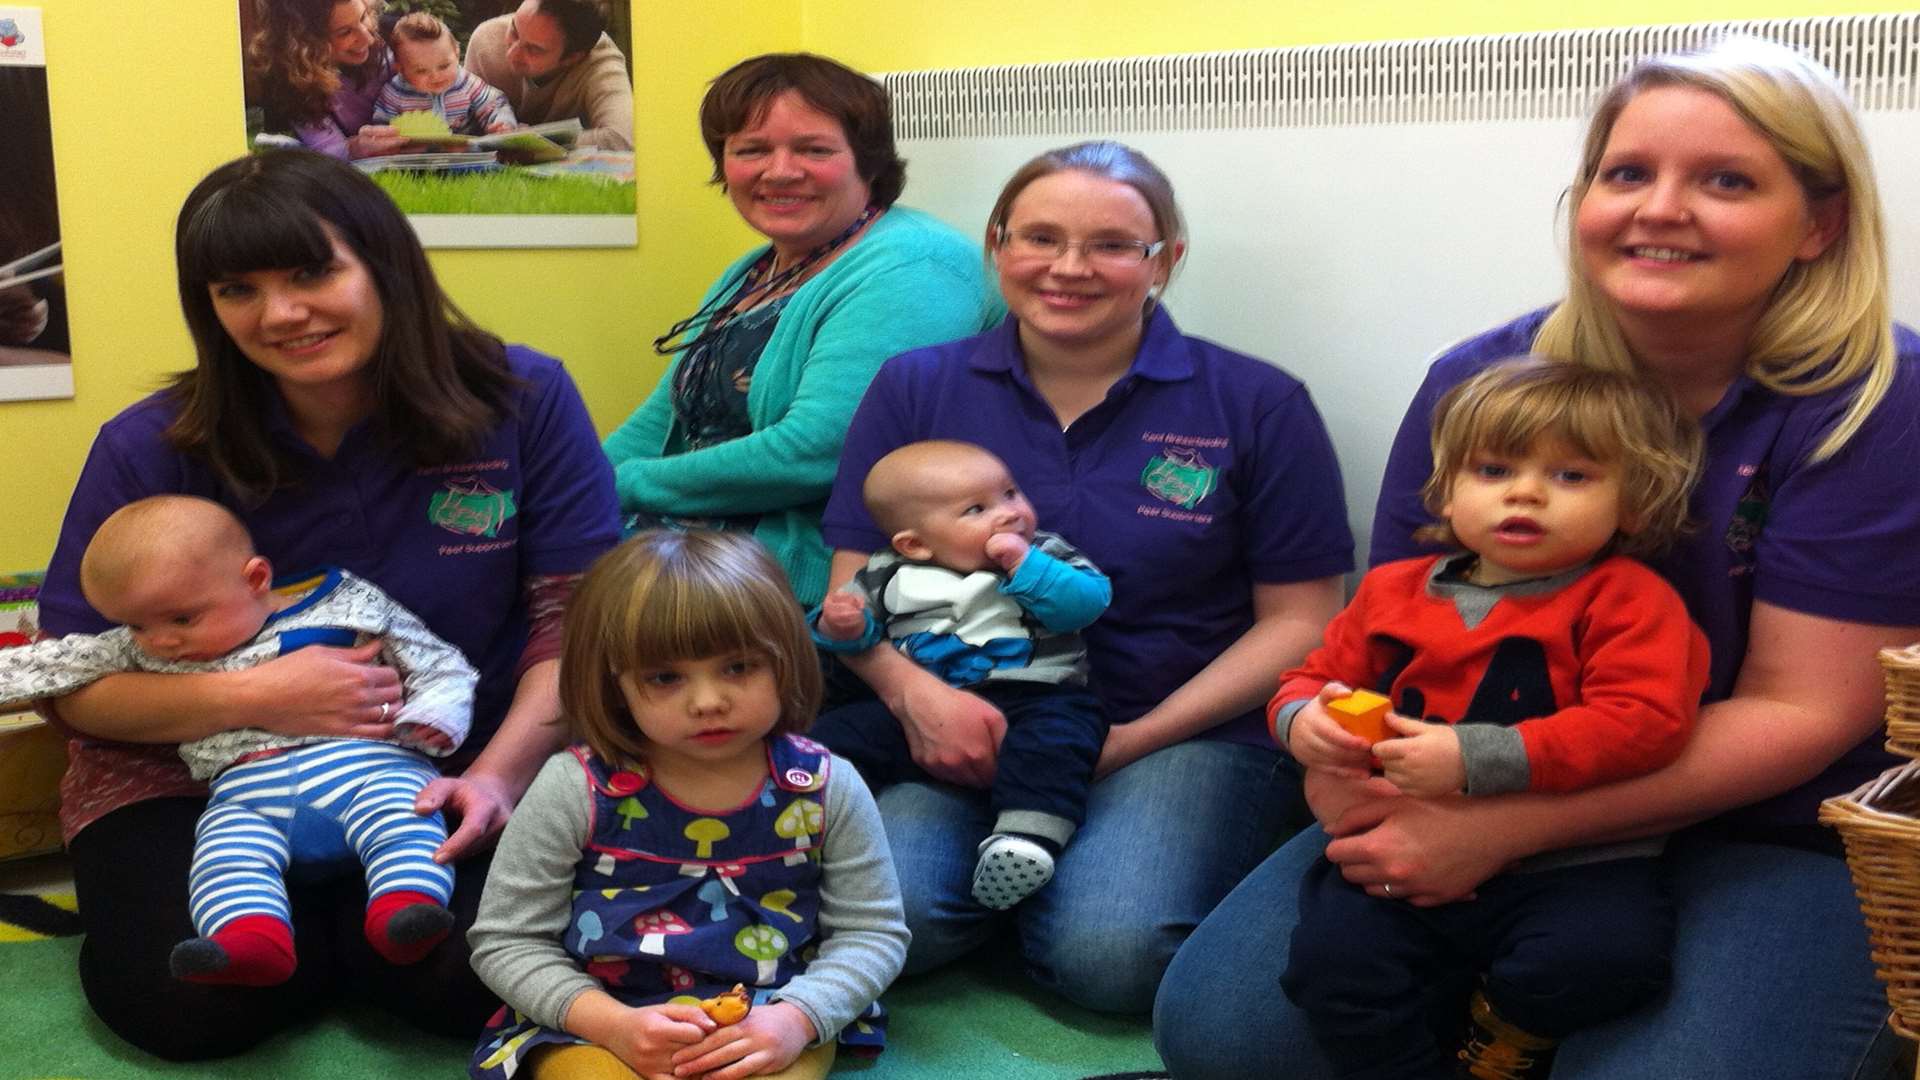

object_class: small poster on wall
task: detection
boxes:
[237,0,636,249]
[0,6,72,402]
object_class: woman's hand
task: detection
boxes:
[670,1001,814,1080]
[416,769,516,863]
[1094,718,1156,779]
[1302,765,1400,829]
[244,640,401,739]
[1321,789,1507,906]
[895,674,1006,787]
[346,124,414,158]
[0,285,49,345]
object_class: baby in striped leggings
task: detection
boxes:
[0,495,476,986]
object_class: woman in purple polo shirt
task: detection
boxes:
[34,151,620,1059]
[1157,37,1920,1079]
[821,141,1353,1013]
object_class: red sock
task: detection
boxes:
[363,890,453,966]
[170,913,297,986]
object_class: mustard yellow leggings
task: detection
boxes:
[528,1041,836,1080]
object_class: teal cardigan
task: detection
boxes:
[604,206,1001,605]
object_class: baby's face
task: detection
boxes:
[896,455,1037,573]
[397,35,461,95]
[92,560,275,663]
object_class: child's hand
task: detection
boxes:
[487,120,516,134]
[601,1003,715,1080]
[816,592,868,642]
[1288,683,1375,775]
[984,532,1030,573]
[393,722,453,753]
[1371,712,1466,796]
[670,1001,814,1080]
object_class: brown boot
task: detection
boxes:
[1456,990,1559,1080]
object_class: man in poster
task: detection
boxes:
[465,0,633,150]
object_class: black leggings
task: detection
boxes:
[70,796,497,1061]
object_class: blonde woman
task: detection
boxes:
[1160,36,1920,1079]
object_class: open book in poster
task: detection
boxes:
[388,114,583,163]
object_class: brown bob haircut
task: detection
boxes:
[560,530,823,770]
[699,53,905,209]
[1418,357,1703,560]
[169,151,517,502]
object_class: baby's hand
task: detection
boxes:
[816,592,868,642]
[984,532,1030,573]
[1288,683,1376,775]
[487,120,516,134]
[393,722,454,753]
[1371,712,1466,796]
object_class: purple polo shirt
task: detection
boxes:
[39,345,621,752]
[824,309,1354,744]
[1372,309,1920,826]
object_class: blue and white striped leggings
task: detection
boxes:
[189,740,454,936]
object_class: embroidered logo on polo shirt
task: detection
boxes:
[430,476,518,538]
[1724,462,1768,564]
[1141,445,1219,510]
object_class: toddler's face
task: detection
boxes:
[398,35,461,95]
[93,559,276,663]
[1441,437,1627,584]
[893,454,1037,573]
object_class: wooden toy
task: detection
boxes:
[1328,689,1392,745]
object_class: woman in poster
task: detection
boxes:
[245,0,409,158]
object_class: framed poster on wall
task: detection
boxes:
[0,6,72,401]
[237,0,636,248]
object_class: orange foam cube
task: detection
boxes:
[1328,689,1392,745]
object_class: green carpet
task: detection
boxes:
[0,930,1162,1079]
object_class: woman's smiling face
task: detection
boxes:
[993,169,1170,358]
[721,90,872,264]
[326,0,376,66]
[1574,84,1837,341]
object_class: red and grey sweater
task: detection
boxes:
[1272,553,1710,795]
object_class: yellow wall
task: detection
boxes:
[0,0,1903,571]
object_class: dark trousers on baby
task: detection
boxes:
[811,680,1108,828]
[1281,854,1672,1080]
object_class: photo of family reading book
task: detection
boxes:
[238,0,636,244]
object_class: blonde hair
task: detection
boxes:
[79,496,256,610]
[559,531,821,769]
[1418,357,1703,559]
[1535,34,1894,462]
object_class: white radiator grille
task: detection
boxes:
[880,14,1920,138]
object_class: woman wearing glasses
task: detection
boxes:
[819,141,1352,1012]
[602,52,997,606]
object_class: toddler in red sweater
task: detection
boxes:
[1275,357,1711,1079]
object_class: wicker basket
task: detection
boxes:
[1885,645,1920,760]
[1822,761,1920,1045]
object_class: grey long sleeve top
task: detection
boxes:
[468,750,908,1045]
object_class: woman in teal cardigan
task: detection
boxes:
[606,53,997,604]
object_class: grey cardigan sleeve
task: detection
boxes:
[769,756,910,1045]
[467,752,600,1031]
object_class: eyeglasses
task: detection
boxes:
[997,227,1165,266]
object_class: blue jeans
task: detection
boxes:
[1155,825,1892,1080]
[879,739,1305,1014]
